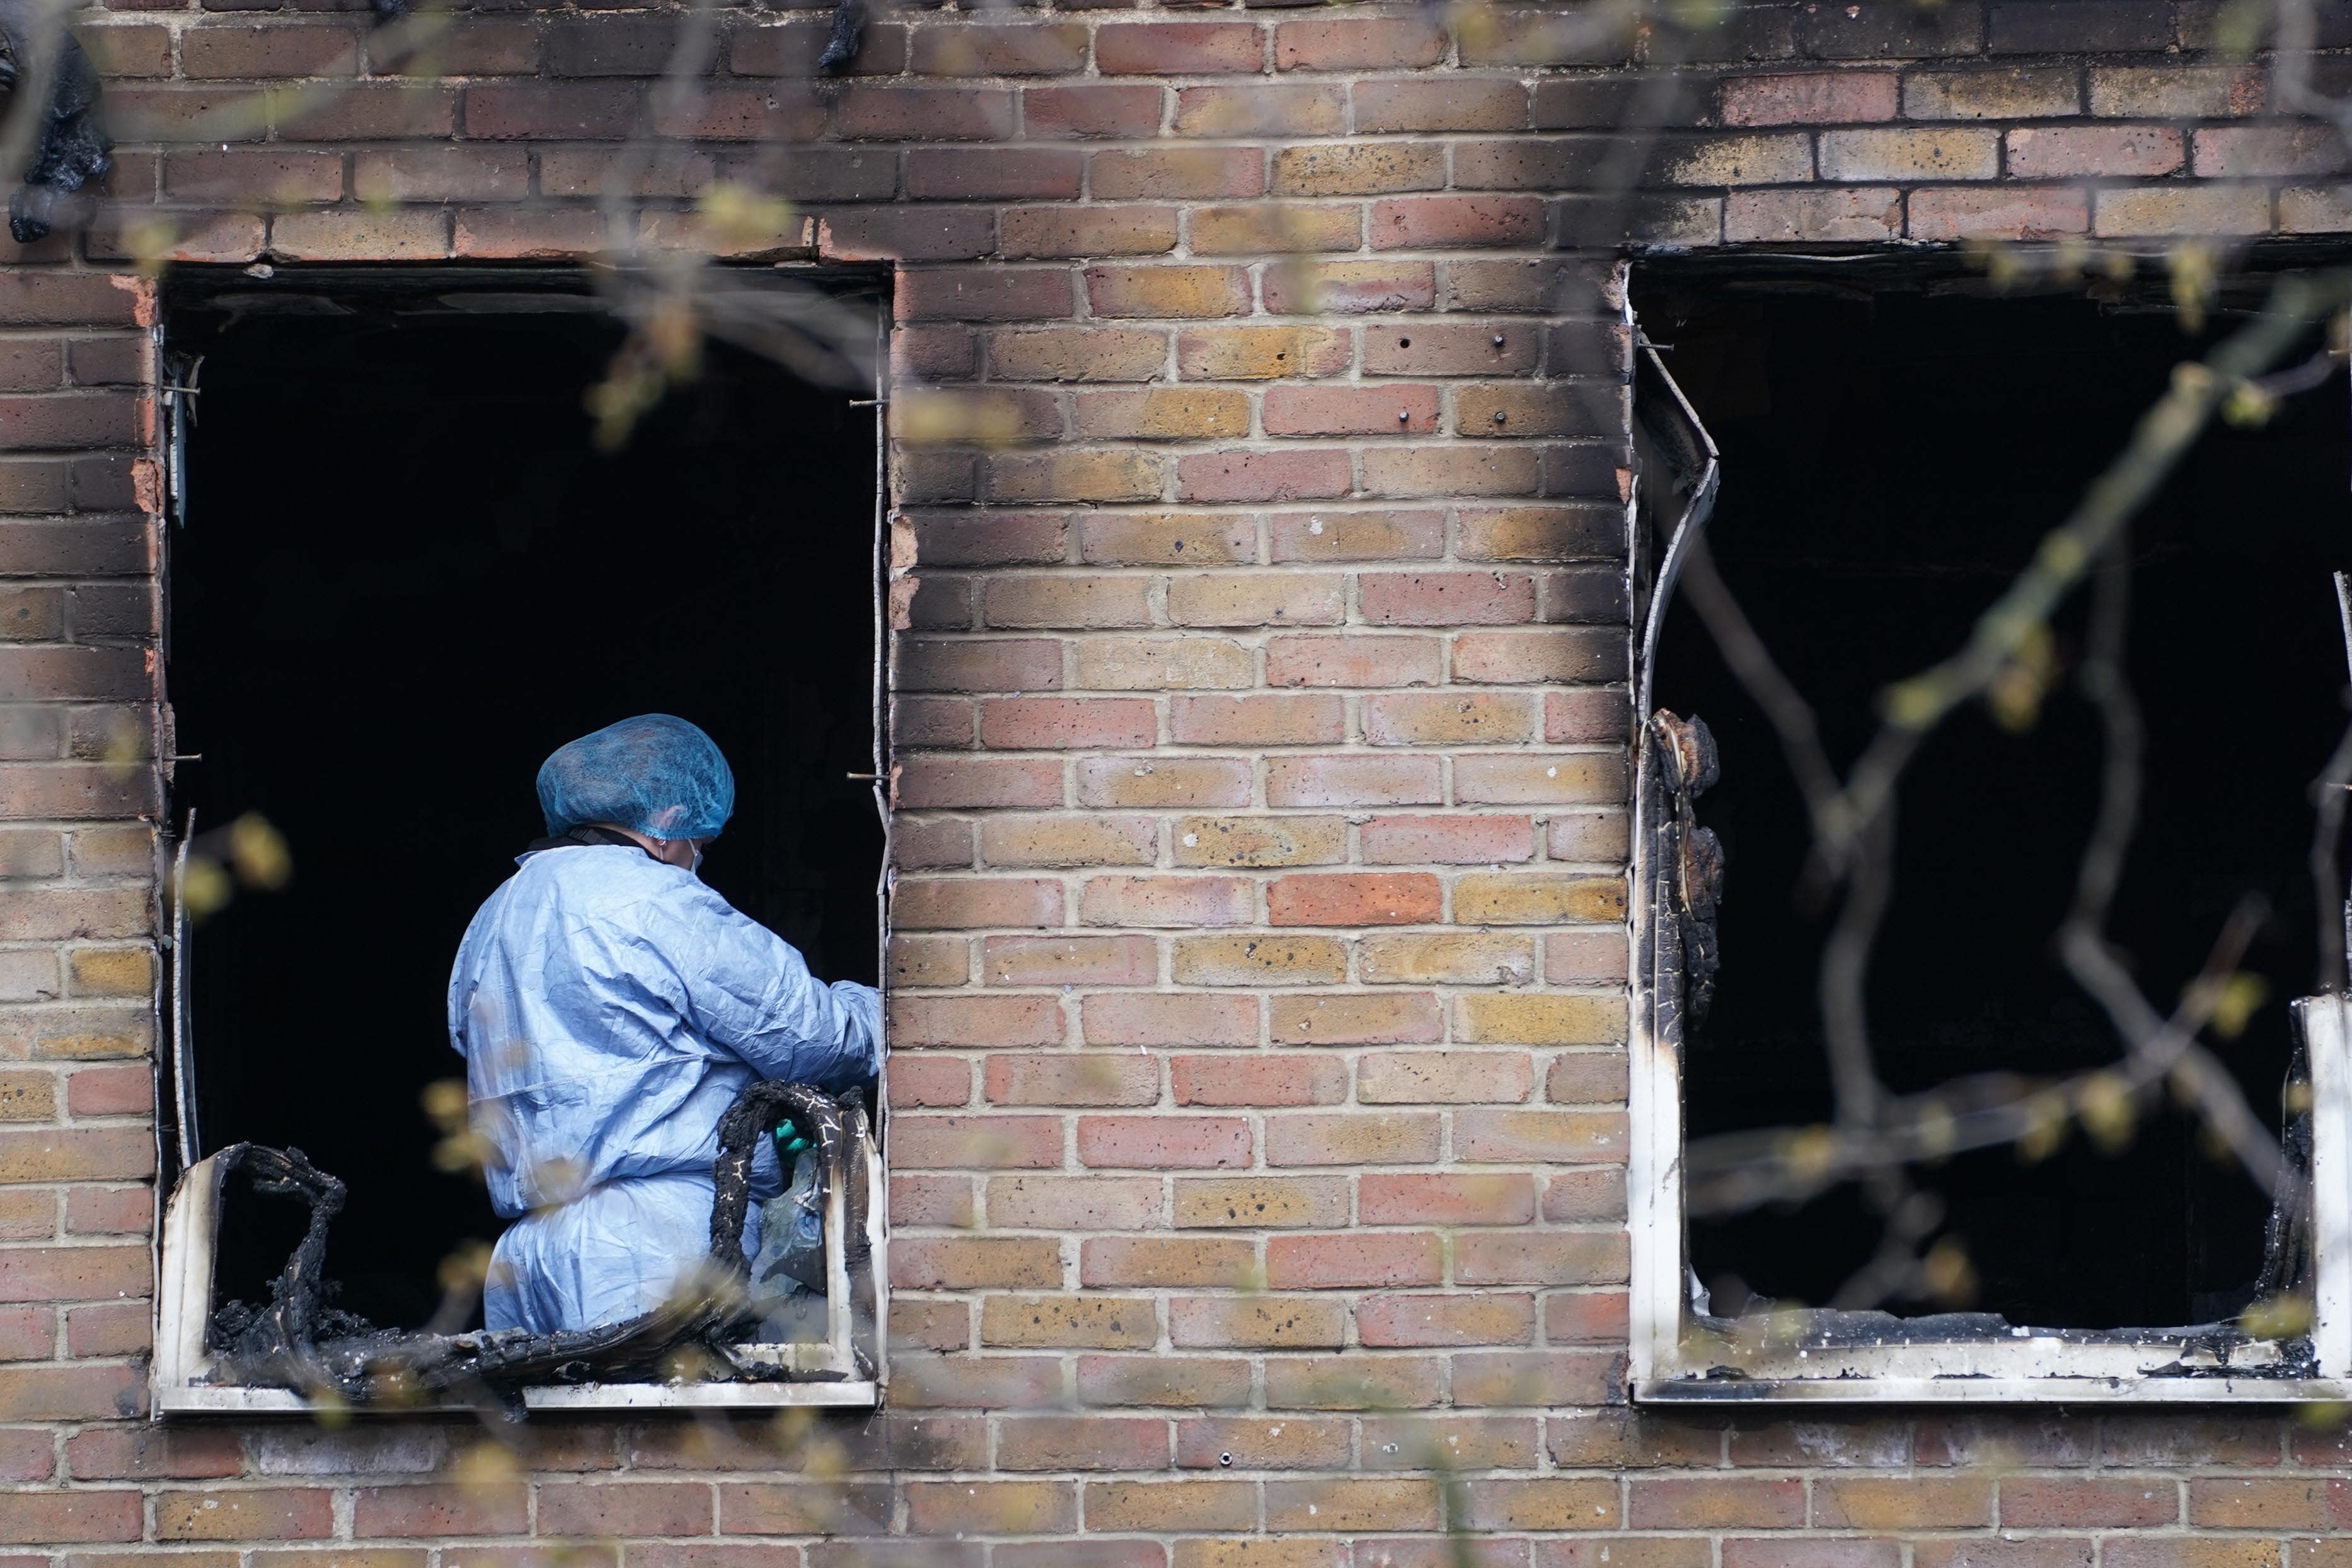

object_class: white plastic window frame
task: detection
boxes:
[147,272,895,1416]
[1621,276,2352,1404]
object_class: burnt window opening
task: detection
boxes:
[1637,270,2351,1339]
[159,271,885,1376]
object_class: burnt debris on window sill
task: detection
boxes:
[197,1080,874,1411]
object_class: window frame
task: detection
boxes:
[146,265,895,1417]
[1620,267,2352,1404]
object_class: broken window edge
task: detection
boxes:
[1620,292,2352,1404]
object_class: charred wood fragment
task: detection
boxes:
[1651,710,1724,1028]
[0,0,113,246]
[205,1078,868,1405]
[817,0,867,74]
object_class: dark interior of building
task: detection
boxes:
[1639,267,2352,1330]
[165,273,882,1331]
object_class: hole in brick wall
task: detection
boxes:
[164,274,881,1331]
[1639,270,2351,1330]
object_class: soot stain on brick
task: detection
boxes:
[0,0,112,245]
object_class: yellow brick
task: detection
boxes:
[1264,1479,1443,1532]
[988,450,1165,505]
[1175,1176,1349,1229]
[1167,572,1346,630]
[1075,637,1256,691]
[1359,932,1536,985]
[989,326,1169,383]
[1454,873,1625,925]
[1081,512,1257,565]
[1663,134,1813,185]
[1074,390,1252,442]
[1178,325,1352,382]
[980,1294,1158,1349]
[981,816,1160,869]
[1456,993,1628,1046]
[1175,935,1349,986]
[67,947,154,998]
[1091,265,1249,320]
[1190,204,1364,255]
[1087,1481,1257,1533]
[0,1071,57,1122]
[1175,1543,1347,1568]
[1175,816,1348,868]
[888,936,971,988]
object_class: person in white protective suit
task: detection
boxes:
[447,713,882,1334]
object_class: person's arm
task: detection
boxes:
[646,876,881,1088]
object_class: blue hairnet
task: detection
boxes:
[536,715,735,841]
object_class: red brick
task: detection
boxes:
[0,1491,142,1543]
[1266,754,1441,807]
[1024,84,1166,139]
[1355,78,1529,132]
[1265,261,1439,314]
[1264,385,1440,437]
[1083,991,1259,1047]
[1720,70,1898,124]
[1361,1173,1535,1226]
[909,21,1088,76]
[1265,634,1443,689]
[1267,872,1440,926]
[538,1484,712,1538]
[1077,1357,1252,1409]
[1358,1292,1536,1346]
[1003,207,1180,260]
[1274,15,1446,70]
[894,757,1063,810]
[1097,23,1264,74]
[1265,1110,1440,1165]
[1092,149,1266,202]
[1077,1114,1251,1168]
[1176,449,1352,504]
[996,1417,1170,1471]
[1630,1479,1808,1530]
[979,696,1156,750]
[2008,124,2181,178]
[1370,196,1547,250]
[884,992,1063,1053]
[0,1244,148,1303]
[892,1115,1065,1170]
[1270,991,1442,1045]
[836,86,1015,141]
[892,877,1063,930]
[1171,695,1346,746]
[2000,1477,2178,1528]
[1265,1231,1442,1289]
[1171,1053,1344,1106]
[353,1485,527,1538]
[908,149,1086,202]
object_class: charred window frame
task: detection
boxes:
[1622,255,2352,1403]
[146,266,896,1415]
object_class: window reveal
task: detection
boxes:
[1625,260,2352,1400]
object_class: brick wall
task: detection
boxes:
[9,0,2352,1562]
